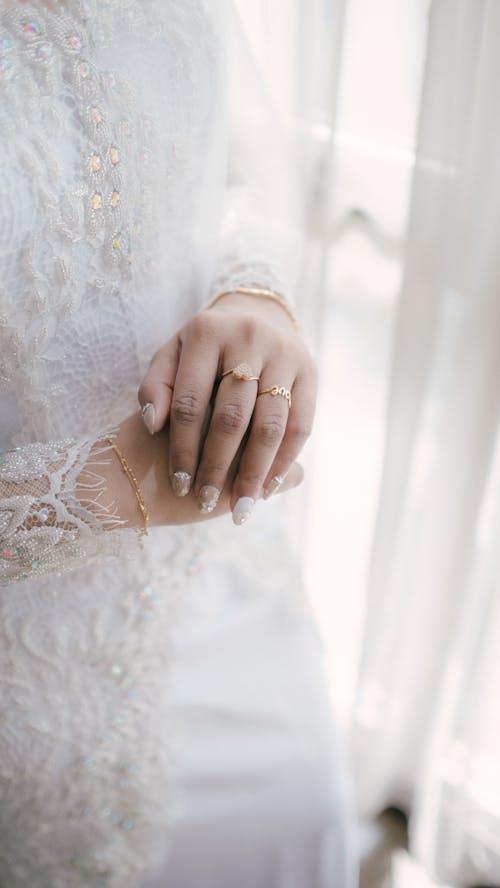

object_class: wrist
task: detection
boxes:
[106,438,149,535]
[77,414,163,532]
[207,288,299,334]
[113,412,168,529]
[114,411,227,528]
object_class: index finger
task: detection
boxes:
[168,318,220,497]
[138,335,181,433]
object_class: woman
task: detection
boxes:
[0,1,356,885]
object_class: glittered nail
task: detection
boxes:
[172,471,191,497]
[199,485,220,514]
[141,403,155,435]
[263,475,284,500]
[232,497,255,526]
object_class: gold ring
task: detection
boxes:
[257,385,292,409]
[221,362,260,382]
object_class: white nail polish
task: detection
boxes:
[199,485,220,513]
[141,403,155,435]
[232,497,255,526]
[172,472,191,497]
[263,475,284,500]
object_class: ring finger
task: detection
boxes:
[229,364,295,524]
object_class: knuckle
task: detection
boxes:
[189,311,216,342]
[254,414,286,447]
[197,461,228,488]
[239,470,265,487]
[288,419,313,444]
[239,316,259,344]
[270,337,288,361]
[171,391,204,425]
[303,353,318,381]
[170,446,194,467]
[200,461,226,476]
[147,344,170,375]
[214,401,248,436]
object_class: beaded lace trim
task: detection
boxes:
[0,522,207,887]
[0,430,140,587]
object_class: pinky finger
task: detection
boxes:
[269,461,304,496]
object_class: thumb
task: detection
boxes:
[138,335,181,434]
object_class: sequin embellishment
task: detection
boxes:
[67,35,82,51]
[90,107,103,126]
[35,43,51,60]
[23,21,42,36]
[78,61,91,78]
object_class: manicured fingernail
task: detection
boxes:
[232,497,255,525]
[263,475,284,500]
[199,485,220,513]
[172,471,191,497]
[141,403,156,435]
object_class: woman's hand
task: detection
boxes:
[137,291,317,524]
[92,410,303,530]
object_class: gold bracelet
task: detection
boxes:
[208,287,300,332]
[106,438,149,537]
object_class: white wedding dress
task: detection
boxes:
[0,2,356,886]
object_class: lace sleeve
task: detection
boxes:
[209,2,301,306]
[0,430,140,587]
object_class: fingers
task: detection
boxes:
[273,460,303,493]
[168,316,221,498]
[229,454,304,525]
[227,361,293,524]
[261,365,316,500]
[138,310,316,520]
[230,361,316,523]
[193,356,260,513]
[138,335,181,434]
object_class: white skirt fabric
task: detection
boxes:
[141,517,358,888]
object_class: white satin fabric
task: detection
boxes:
[0,1,356,885]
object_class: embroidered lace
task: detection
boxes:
[0,1,299,884]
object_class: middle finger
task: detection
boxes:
[194,359,261,513]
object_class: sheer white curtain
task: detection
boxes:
[234,0,346,336]
[353,1,500,884]
[238,2,500,885]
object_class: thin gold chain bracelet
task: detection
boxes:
[106,438,149,537]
